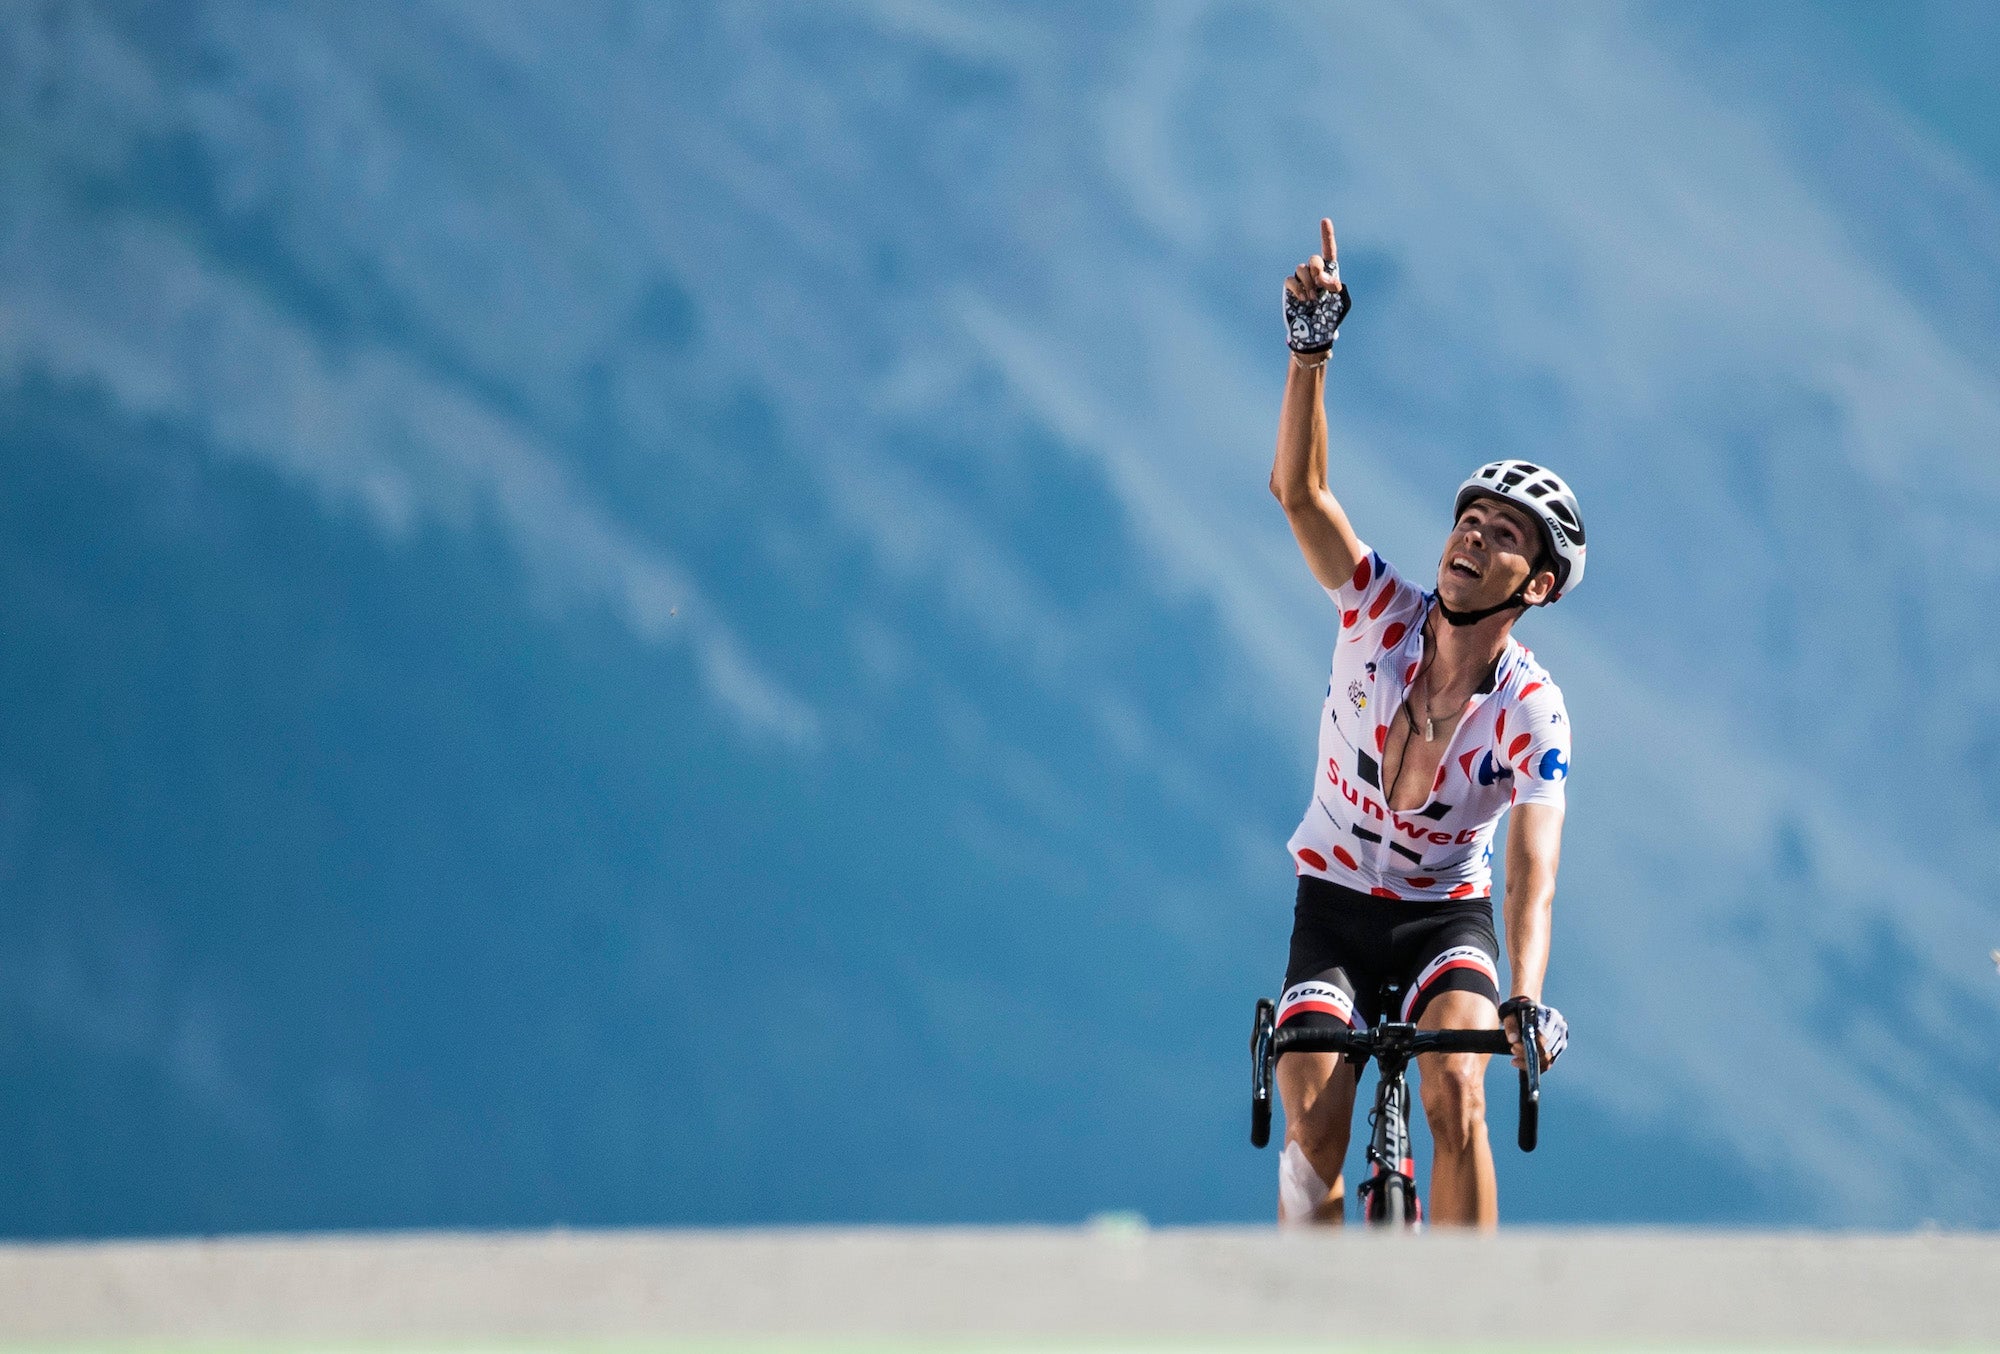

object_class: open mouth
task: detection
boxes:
[1448,555,1482,579]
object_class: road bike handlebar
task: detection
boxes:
[1268,1024,1512,1059]
[1518,1015,1541,1151]
[1250,1000,1542,1152]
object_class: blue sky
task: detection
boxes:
[1,1,1996,1233]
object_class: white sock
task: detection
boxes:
[1278,1140,1330,1225]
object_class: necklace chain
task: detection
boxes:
[1410,611,1492,743]
[1388,608,1503,802]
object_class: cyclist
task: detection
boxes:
[1269,218,1577,1228]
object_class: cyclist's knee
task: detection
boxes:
[1278,1051,1356,1166]
[1420,1054,1488,1152]
[1288,1109,1351,1169]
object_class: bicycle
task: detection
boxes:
[1249,980,1542,1226]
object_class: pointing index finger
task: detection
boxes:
[1320,218,1338,270]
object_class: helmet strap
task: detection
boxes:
[1435,587,1531,627]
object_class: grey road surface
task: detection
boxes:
[0,1226,1994,1347]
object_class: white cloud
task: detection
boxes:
[0,210,817,747]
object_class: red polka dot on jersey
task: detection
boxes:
[1408,876,1436,888]
[1433,765,1447,791]
[1520,681,1543,699]
[1297,848,1327,872]
[1458,750,1477,779]
[1449,883,1477,899]
[1352,556,1373,591]
[1341,609,1358,628]
[1404,661,1419,683]
[1374,725,1388,752]
[1382,621,1407,647]
[1369,583,1395,620]
[1509,732,1531,758]
[1370,886,1401,899]
[1333,846,1358,870]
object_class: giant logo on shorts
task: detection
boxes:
[1277,980,1358,1028]
[1399,946,1500,1021]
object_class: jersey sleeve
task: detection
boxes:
[1324,547,1425,647]
[1507,684,1572,810]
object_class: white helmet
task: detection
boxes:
[1454,460,1587,602]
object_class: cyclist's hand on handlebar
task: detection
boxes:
[1499,997,1568,1071]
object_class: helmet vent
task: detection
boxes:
[1453,458,1586,600]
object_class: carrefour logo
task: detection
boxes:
[1538,748,1569,781]
[1476,751,1513,787]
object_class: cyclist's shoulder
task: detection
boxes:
[1497,641,1569,712]
[1353,543,1418,590]
[1334,543,1426,611]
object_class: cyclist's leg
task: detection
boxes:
[1275,1047,1357,1223]
[1393,909,1503,1229]
[1275,878,1389,1224]
[1415,988,1499,1228]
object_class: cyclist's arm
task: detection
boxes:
[1270,221,1365,593]
[1270,358,1366,592]
[1501,801,1563,1003]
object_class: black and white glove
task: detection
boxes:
[1498,996,1568,1070]
[1284,281,1350,353]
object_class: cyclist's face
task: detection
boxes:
[1439,498,1555,608]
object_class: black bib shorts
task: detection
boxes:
[1278,874,1503,1038]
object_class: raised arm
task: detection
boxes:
[1271,217,1366,592]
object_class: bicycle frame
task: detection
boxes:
[1249,989,1541,1227]
[1355,1031,1420,1225]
